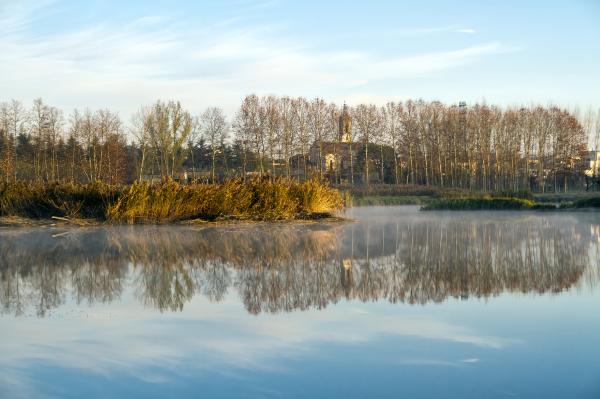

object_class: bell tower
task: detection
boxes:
[338,103,352,143]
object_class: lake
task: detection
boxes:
[1,206,599,399]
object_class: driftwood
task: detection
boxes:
[50,216,94,226]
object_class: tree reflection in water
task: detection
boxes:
[1,213,598,316]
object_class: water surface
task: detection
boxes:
[1,206,599,398]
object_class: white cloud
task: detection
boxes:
[390,26,477,36]
[0,2,512,119]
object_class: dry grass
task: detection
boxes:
[106,178,343,223]
[0,181,120,219]
[0,178,343,224]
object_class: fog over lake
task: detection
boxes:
[1,206,599,398]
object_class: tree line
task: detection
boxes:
[1,96,598,191]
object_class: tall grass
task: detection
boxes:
[0,178,343,223]
[106,178,343,223]
[0,181,120,219]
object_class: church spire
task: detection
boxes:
[338,102,352,143]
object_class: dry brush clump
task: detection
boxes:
[106,178,343,223]
[0,179,343,223]
[0,181,120,219]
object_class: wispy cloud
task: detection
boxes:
[391,26,477,36]
[0,0,55,35]
[0,1,512,117]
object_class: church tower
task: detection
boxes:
[338,103,352,143]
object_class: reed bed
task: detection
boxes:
[107,178,343,223]
[0,178,343,223]
[0,181,120,219]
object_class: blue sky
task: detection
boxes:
[1,0,599,119]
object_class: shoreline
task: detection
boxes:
[0,214,350,228]
[5,204,600,228]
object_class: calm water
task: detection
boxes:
[1,206,599,399]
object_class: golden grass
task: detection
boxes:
[0,178,343,223]
[106,178,343,223]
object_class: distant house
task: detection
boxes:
[307,104,390,184]
[584,150,600,177]
[308,103,357,182]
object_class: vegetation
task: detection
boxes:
[344,184,447,206]
[0,179,343,223]
[1,97,599,193]
[344,184,549,208]
[0,181,120,219]
[534,192,600,203]
[421,197,556,211]
[561,197,600,209]
[1,96,599,216]
[352,195,426,206]
[341,184,445,198]
[347,186,600,209]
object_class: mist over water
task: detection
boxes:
[1,206,599,398]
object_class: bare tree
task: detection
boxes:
[0,102,10,182]
[383,102,403,184]
[233,95,260,179]
[294,97,310,181]
[278,97,296,178]
[261,96,280,178]
[200,107,228,183]
[308,98,329,180]
[0,94,591,191]
[353,104,381,185]
[146,100,194,179]
[131,106,152,181]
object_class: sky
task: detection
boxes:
[1,0,599,121]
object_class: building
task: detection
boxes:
[308,104,359,183]
[584,150,600,177]
[308,104,395,184]
[307,103,391,184]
